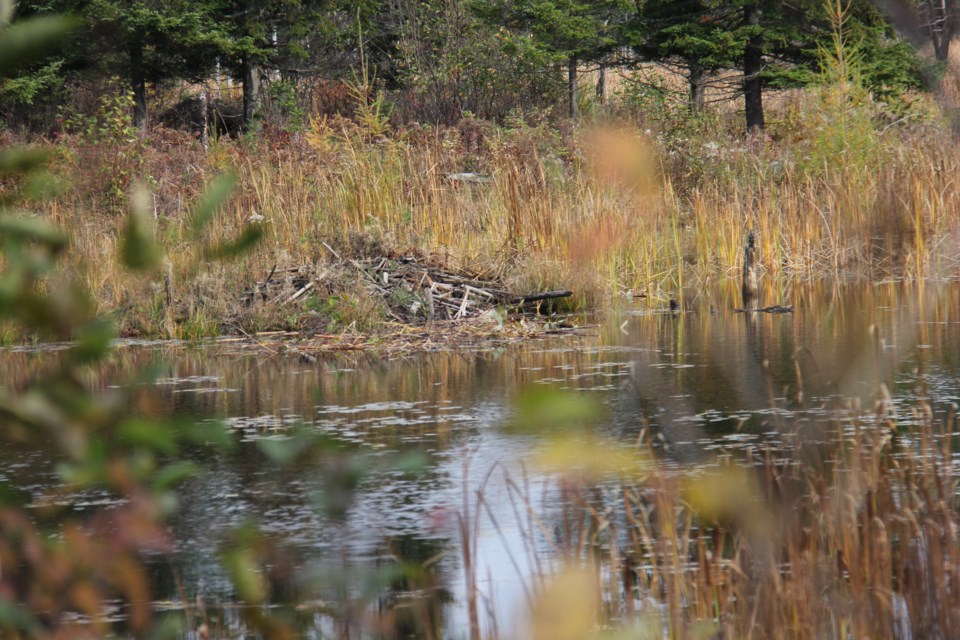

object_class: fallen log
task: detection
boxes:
[734,305,794,314]
[508,290,574,304]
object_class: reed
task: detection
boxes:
[468,377,958,639]
[19,79,960,339]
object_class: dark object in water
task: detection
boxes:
[742,231,758,306]
[734,304,794,314]
[669,299,679,311]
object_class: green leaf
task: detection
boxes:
[0,480,30,507]
[221,539,266,604]
[508,387,602,434]
[174,419,236,451]
[0,214,67,250]
[0,0,12,29]
[204,223,263,261]
[188,173,236,240]
[68,318,114,365]
[0,598,39,633]
[121,187,161,271]
[152,461,201,490]
[258,429,319,465]
[0,16,77,79]
[118,419,179,455]
[147,616,186,640]
[390,450,429,474]
[0,147,51,176]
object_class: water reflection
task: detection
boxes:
[0,281,957,635]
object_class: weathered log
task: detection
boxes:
[509,290,573,304]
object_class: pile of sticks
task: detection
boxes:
[351,256,571,322]
[241,264,320,307]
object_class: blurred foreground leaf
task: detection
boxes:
[0,480,30,506]
[118,419,179,455]
[152,461,201,491]
[0,214,67,250]
[0,599,39,634]
[682,464,765,527]
[174,419,235,451]
[189,173,236,239]
[121,187,161,271]
[509,387,603,434]
[0,146,51,176]
[204,223,263,261]
[532,434,649,481]
[529,567,598,640]
[68,318,114,365]
[146,616,186,640]
[221,524,267,604]
[258,428,323,465]
[0,14,76,78]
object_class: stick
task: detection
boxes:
[285,281,315,305]
[321,241,341,262]
[263,263,278,286]
[456,289,471,319]
[464,284,497,299]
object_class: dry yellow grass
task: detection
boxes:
[17,68,960,339]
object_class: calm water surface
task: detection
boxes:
[1,281,958,636]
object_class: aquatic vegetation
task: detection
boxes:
[499,384,960,639]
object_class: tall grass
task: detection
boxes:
[20,75,960,338]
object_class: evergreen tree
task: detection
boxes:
[625,0,741,112]
[626,0,926,131]
[470,0,631,119]
[211,0,358,128]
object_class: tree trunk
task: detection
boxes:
[933,33,951,61]
[743,4,765,132]
[689,64,705,113]
[130,36,147,130]
[242,57,261,129]
[929,0,956,61]
[568,55,578,120]
[199,91,209,149]
[596,62,607,105]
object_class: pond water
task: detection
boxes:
[1,281,958,637]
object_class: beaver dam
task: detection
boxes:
[231,251,581,352]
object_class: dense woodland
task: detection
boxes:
[1,0,951,132]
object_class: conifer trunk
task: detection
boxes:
[597,62,607,105]
[242,57,260,128]
[689,64,705,113]
[568,55,578,120]
[130,36,147,130]
[743,3,765,132]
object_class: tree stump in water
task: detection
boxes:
[742,231,758,307]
